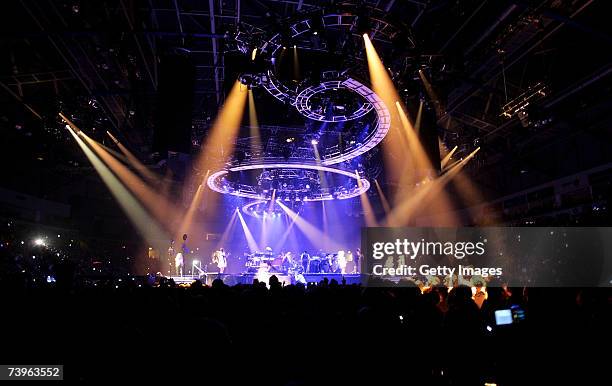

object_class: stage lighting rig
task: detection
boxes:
[218,3,428,216]
[239,73,263,89]
[227,5,421,163]
[208,162,370,202]
[500,82,548,119]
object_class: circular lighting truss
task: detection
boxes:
[208,162,370,202]
[259,73,390,166]
[295,79,374,122]
[242,200,301,219]
[324,82,389,165]
[237,10,401,165]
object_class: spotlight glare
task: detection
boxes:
[34,238,45,246]
[311,139,318,145]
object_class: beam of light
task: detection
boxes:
[277,200,342,251]
[443,158,461,172]
[374,179,391,215]
[384,147,480,226]
[395,102,459,224]
[312,142,329,190]
[363,33,406,194]
[441,144,458,169]
[421,147,482,224]
[99,142,128,163]
[216,210,238,250]
[418,70,444,117]
[322,201,328,236]
[160,168,174,199]
[262,193,276,247]
[450,165,486,222]
[357,171,377,226]
[414,100,424,133]
[273,210,298,252]
[106,130,158,182]
[293,46,300,81]
[439,140,486,222]
[176,170,210,240]
[260,212,268,248]
[79,131,180,231]
[65,122,167,243]
[268,189,276,212]
[195,79,248,215]
[364,34,438,209]
[395,101,433,178]
[260,198,275,248]
[248,90,263,161]
[364,34,455,226]
[237,209,260,253]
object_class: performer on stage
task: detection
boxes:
[346,250,354,274]
[212,247,228,274]
[300,250,310,273]
[167,240,176,276]
[337,250,347,274]
[281,251,293,272]
[175,234,188,276]
[354,248,361,273]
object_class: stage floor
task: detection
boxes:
[169,273,362,286]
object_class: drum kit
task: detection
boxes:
[244,251,342,276]
[307,254,341,274]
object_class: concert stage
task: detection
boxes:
[169,273,362,286]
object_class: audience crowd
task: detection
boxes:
[1,219,610,384]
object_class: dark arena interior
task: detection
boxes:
[1,0,611,383]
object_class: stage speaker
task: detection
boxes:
[153,54,195,156]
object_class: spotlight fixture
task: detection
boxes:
[286,137,295,143]
[311,139,318,145]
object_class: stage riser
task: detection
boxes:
[169,274,362,286]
